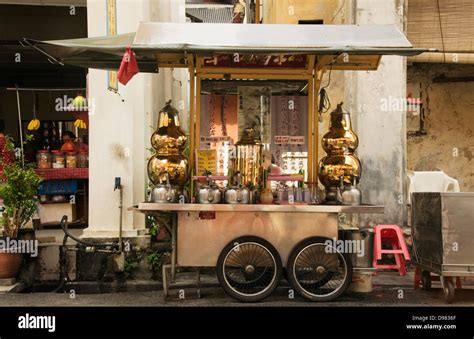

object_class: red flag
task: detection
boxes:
[117,47,139,85]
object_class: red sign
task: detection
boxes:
[199,211,216,220]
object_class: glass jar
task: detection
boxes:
[36,150,51,169]
[51,150,65,169]
[66,152,77,168]
[77,151,88,168]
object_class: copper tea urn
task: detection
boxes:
[318,103,361,203]
[147,100,189,186]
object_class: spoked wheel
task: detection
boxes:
[216,236,282,302]
[287,236,353,302]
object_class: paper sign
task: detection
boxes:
[200,136,233,144]
[196,149,217,176]
[274,135,290,144]
[289,136,305,145]
[274,135,305,145]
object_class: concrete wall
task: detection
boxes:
[344,0,407,227]
[84,0,186,238]
[407,63,474,191]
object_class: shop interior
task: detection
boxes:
[198,79,309,178]
[0,4,89,229]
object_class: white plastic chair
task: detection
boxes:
[407,171,460,204]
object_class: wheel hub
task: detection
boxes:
[316,266,326,274]
[245,265,255,274]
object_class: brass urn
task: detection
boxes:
[235,128,263,187]
[147,100,189,186]
[318,103,361,203]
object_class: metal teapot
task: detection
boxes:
[150,173,179,203]
[196,176,222,204]
[340,176,362,206]
[224,172,250,204]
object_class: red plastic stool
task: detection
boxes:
[373,224,411,276]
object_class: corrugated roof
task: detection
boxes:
[186,6,233,23]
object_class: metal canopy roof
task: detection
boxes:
[24,22,431,72]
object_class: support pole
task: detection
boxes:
[307,77,314,183]
[188,54,195,171]
[15,85,25,166]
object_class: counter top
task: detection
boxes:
[136,202,384,214]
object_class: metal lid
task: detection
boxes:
[331,102,349,115]
[159,100,179,115]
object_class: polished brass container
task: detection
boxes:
[235,128,263,187]
[319,103,361,203]
[147,100,189,186]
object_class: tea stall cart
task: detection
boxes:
[27,23,427,302]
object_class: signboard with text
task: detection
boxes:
[107,0,118,92]
[196,149,217,176]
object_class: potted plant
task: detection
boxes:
[0,136,42,279]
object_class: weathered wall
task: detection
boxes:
[345,0,407,227]
[407,63,474,191]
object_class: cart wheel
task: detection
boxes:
[442,277,455,304]
[421,270,432,290]
[216,236,282,302]
[287,237,353,302]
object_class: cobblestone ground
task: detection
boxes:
[1,272,473,307]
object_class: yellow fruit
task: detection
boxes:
[27,119,40,130]
[73,95,86,110]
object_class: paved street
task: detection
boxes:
[1,271,473,307]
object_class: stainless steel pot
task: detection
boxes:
[150,173,179,203]
[197,184,222,204]
[150,185,179,203]
[342,229,374,268]
[224,186,250,204]
[341,177,361,206]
